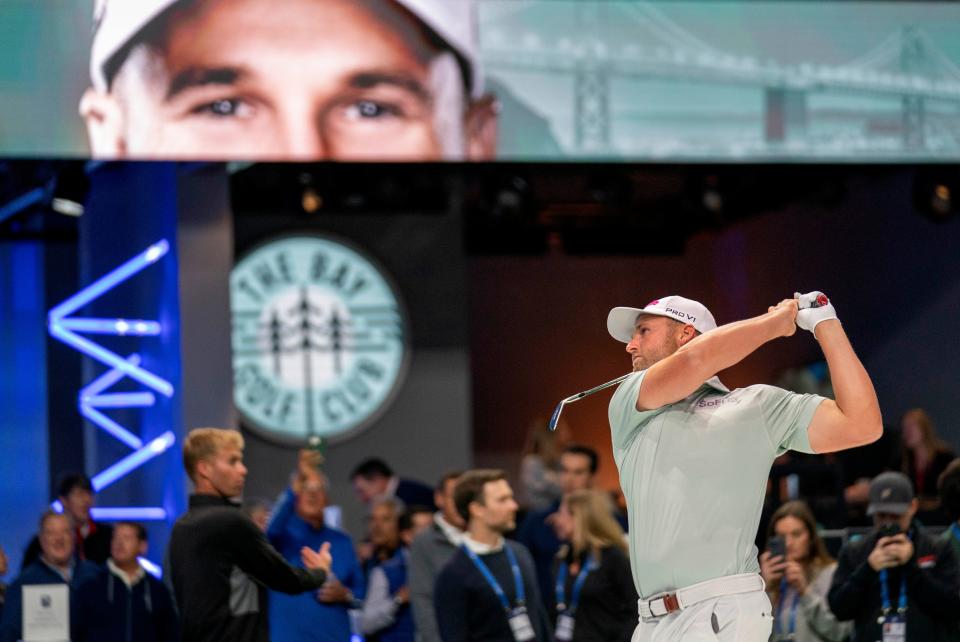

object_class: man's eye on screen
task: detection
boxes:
[344,100,402,121]
[190,98,252,119]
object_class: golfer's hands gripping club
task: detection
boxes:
[793,291,839,339]
[767,298,799,338]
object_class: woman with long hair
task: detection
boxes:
[759,501,851,642]
[901,408,955,515]
[550,489,636,642]
[519,419,569,511]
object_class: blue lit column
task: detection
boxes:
[59,162,186,572]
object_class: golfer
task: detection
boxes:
[606,293,881,641]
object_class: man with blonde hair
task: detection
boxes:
[168,427,333,642]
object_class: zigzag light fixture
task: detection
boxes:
[47,240,176,523]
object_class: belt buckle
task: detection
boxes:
[662,593,680,614]
[643,592,682,619]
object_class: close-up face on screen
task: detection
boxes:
[1,0,959,161]
[80,0,497,161]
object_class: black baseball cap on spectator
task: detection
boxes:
[867,471,914,516]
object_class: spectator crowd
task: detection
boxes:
[2,407,960,641]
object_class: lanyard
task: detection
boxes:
[878,568,908,618]
[878,530,911,619]
[463,544,526,612]
[555,553,598,615]
[776,578,800,636]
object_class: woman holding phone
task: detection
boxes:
[760,501,851,642]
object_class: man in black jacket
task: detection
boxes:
[829,471,960,641]
[434,469,551,642]
[168,428,333,642]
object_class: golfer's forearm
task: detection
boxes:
[678,311,783,376]
[816,321,882,436]
[640,311,782,409]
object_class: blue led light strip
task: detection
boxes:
[48,325,173,397]
[49,240,169,320]
[91,507,168,521]
[79,354,145,449]
[59,318,162,336]
[47,240,178,527]
[91,431,176,491]
[49,240,173,397]
[138,556,162,579]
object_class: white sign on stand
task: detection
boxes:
[22,584,69,642]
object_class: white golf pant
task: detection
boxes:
[631,580,773,642]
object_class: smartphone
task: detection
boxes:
[306,435,327,468]
[767,535,786,559]
[879,523,902,539]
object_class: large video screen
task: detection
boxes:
[1,0,959,161]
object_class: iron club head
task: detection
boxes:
[548,399,567,432]
[546,372,632,432]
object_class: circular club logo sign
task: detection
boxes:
[230,235,408,444]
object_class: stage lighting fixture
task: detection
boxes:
[931,184,951,217]
[914,172,957,222]
[302,187,323,213]
[701,175,724,214]
[50,165,90,217]
[702,188,723,213]
[492,176,530,218]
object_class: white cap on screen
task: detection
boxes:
[89,0,482,97]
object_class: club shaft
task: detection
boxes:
[548,372,632,431]
[565,372,632,402]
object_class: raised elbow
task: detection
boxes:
[862,407,884,444]
[849,416,883,448]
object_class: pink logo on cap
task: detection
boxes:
[646,299,660,307]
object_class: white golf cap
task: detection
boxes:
[89,0,483,97]
[607,295,718,343]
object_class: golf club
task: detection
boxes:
[548,373,632,431]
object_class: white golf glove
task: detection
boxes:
[793,291,839,338]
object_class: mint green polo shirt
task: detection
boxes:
[608,370,824,599]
